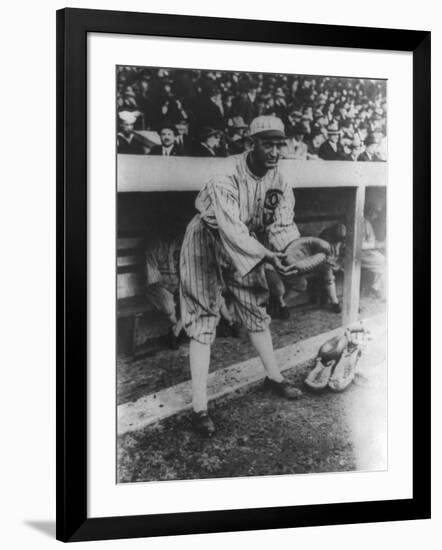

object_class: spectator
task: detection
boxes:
[117,111,146,154]
[306,130,326,159]
[192,127,222,157]
[116,67,387,161]
[174,116,192,155]
[150,121,182,156]
[318,124,344,160]
[195,84,226,132]
[357,134,382,161]
[231,81,259,124]
[225,116,249,156]
[283,124,308,160]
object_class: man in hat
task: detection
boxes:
[225,116,249,155]
[283,124,308,160]
[357,134,382,161]
[117,111,146,154]
[150,121,183,156]
[192,127,222,157]
[231,81,259,125]
[180,116,304,436]
[195,84,226,133]
[174,117,192,155]
[318,123,344,160]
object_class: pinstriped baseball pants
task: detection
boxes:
[180,215,270,345]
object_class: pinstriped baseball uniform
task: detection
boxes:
[180,152,300,345]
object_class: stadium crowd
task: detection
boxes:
[117,66,387,161]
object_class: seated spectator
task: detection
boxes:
[225,116,248,156]
[283,124,308,160]
[357,134,383,161]
[192,127,222,157]
[306,130,326,159]
[340,137,356,161]
[195,84,226,132]
[117,111,146,154]
[318,123,345,160]
[174,117,192,155]
[150,121,182,156]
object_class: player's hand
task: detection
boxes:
[265,251,299,276]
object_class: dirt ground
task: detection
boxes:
[117,298,386,483]
[117,351,386,482]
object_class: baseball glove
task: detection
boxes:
[283,237,331,275]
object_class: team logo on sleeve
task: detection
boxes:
[263,189,283,226]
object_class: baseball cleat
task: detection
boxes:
[264,377,303,399]
[328,349,361,392]
[304,358,336,391]
[191,411,216,437]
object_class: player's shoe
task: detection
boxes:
[191,411,216,437]
[263,377,303,400]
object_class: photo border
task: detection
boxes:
[56,8,430,542]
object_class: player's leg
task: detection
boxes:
[321,264,341,313]
[265,265,289,319]
[180,217,222,434]
[226,266,302,398]
[189,338,211,412]
[362,250,386,299]
[248,329,284,382]
[145,283,182,348]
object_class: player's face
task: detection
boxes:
[253,137,286,169]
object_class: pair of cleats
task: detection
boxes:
[191,377,302,437]
[305,350,360,392]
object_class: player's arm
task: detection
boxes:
[207,178,268,277]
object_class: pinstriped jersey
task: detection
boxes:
[195,153,300,277]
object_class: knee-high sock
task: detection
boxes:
[248,329,283,382]
[189,338,211,412]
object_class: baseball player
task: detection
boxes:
[180,116,305,436]
[145,237,184,349]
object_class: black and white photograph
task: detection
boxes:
[116,65,388,483]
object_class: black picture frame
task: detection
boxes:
[56,7,431,542]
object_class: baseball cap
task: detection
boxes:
[249,116,286,139]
